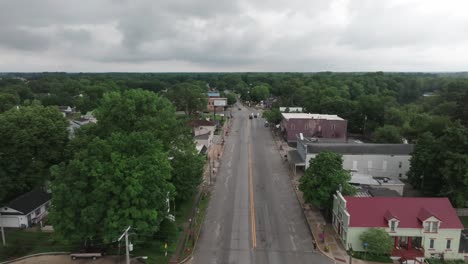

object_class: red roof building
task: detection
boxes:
[332,192,465,261]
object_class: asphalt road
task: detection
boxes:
[192,105,332,264]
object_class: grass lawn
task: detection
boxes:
[0,228,80,261]
[460,216,468,228]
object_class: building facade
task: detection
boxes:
[280,113,348,143]
[296,140,413,180]
[332,192,465,261]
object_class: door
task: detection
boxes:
[1,216,20,228]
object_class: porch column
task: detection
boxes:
[394,236,398,248]
[407,237,412,250]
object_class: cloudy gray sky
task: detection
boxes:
[1,0,468,72]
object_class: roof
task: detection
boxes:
[5,189,51,215]
[282,113,344,121]
[307,143,414,155]
[208,92,220,97]
[367,188,401,197]
[344,196,463,229]
[194,132,211,140]
[189,120,216,127]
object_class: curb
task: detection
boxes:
[178,193,210,264]
[0,252,70,264]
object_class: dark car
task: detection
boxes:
[238,107,241,110]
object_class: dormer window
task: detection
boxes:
[424,221,439,233]
[390,220,397,232]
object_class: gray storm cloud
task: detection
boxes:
[0,0,468,71]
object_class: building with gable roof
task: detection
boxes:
[332,191,466,261]
[0,189,51,228]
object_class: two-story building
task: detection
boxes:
[333,191,465,262]
[293,137,413,180]
[280,113,347,143]
[207,92,227,112]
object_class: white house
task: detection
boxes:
[0,190,52,228]
[295,138,414,180]
[333,191,466,262]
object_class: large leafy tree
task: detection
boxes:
[169,135,205,202]
[408,123,468,207]
[166,82,207,115]
[0,104,68,203]
[94,89,181,149]
[50,132,174,244]
[360,228,393,255]
[372,125,402,143]
[299,152,356,209]
[251,84,270,102]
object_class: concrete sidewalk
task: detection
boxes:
[270,129,385,264]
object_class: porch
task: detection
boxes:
[391,236,425,260]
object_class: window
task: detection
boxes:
[352,161,358,171]
[431,222,438,232]
[424,222,430,232]
[429,239,435,249]
[382,161,387,172]
[390,221,396,232]
[34,207,41,216]
[398,161,402,168]
[446,239,451,249]
[399,173,402,178]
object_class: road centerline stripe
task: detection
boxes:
[249,142,257,249]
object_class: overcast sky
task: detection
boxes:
[1,0,468,72]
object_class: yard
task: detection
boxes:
[0,192,207,264]
[459,216,468,228]
[0,228,81,261]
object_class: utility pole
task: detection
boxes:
[0,212,6,246]
[118,226,131,264]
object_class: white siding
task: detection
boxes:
[306,154,411,180]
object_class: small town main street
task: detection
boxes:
[192,105,332,264]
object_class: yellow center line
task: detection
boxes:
[249,142,257,249]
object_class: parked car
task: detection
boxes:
[264,121,269,127]
[254,113,258,118]
[238,107,241,110]
[249,113,253,119]
[70,247,106,260]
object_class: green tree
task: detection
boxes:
[373,125,402,143]
[263,108,282,125]
[0,104,68,202]
[95,89,181,150]
[360,228,393,255]
[408,123,468,207]
[50,132,174,244]
[169,135,205,202]
[251,84,270,102]
[166,82,207,115]
[0,93,19,112]
[299,152,356,209]
[225,93,237,106]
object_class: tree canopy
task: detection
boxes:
[299,152,356,209]
[0,104,68,203]
[408,122,468,207]
[50,132,173,243]
[165,82,207,115]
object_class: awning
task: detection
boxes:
[288,150,305,166]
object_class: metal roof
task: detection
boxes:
[306,143,414,155]
[282,113,344,121]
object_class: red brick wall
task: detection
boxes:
[283,118,347,142]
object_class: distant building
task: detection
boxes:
[57,106,74,117]
[279,107,303,113]
[294,138,413,180]
[280,113,347,143]
[189,119,217,154]
[333,191,466,261]
[207,91,226,112]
